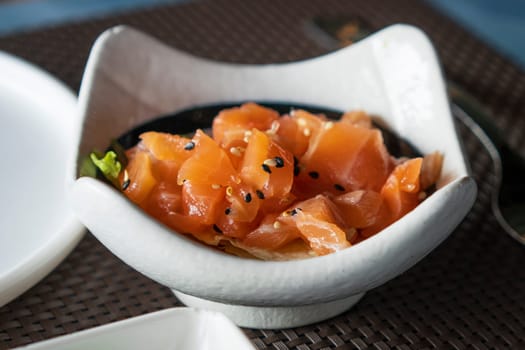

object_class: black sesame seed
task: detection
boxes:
[274,156,284,168]
[244,193,252,203]
[292,156,300,176]
[213,224,223,234]
[225,208,231,215]
[290,207,302,216]
[262,164,272,174]
[256,190,265,199]
[334,184,345,192]
[308,171,319,179]
[184,141,195,150]
[288,208,303,216]
[121,179,130,191]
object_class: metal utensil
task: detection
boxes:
[305,16,525,244]
[449,85,525,244]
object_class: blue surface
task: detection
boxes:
[426,0,525,70]
[0,0,524,70]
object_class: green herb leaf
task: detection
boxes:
[89,151,122,187]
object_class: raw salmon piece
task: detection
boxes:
[226,183,262,222]
[274,109,325,158]
[123,150,157,204]
[242,213,301,250]
[333,190,383,228]
[349,129,395,191]
[340,110,372,128]
[294,121,391,197]
[282,195,351,255]
[359,159,424,238]
[258,192,297,216]
[139,131,193,162]
[159,211,209,236]
[141,182,209,236]
[181,180,225,225]
[240,128,294,199]
[381,157,423,220]
[215,212,260,239]
[177,129,238,186]
[273,115,307,158]
[212,183,262,238]
[239,128,270,190]
[142,181,183,216]
[212,103,279,148]
[137,132,195,183]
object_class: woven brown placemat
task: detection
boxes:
[1,0,524,349]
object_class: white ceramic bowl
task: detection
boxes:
[70,24,477,329]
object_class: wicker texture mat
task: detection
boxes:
[1,0,524,349]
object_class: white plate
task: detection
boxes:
[0,51,85,307]
[14,307,255,350]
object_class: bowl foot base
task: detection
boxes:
[172,290,365,329]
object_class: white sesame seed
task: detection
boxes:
[303,128,311,137]
[266,121,280,136]
[229,146,244,157]
[263,158,277,167]
[243,130,252,143]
